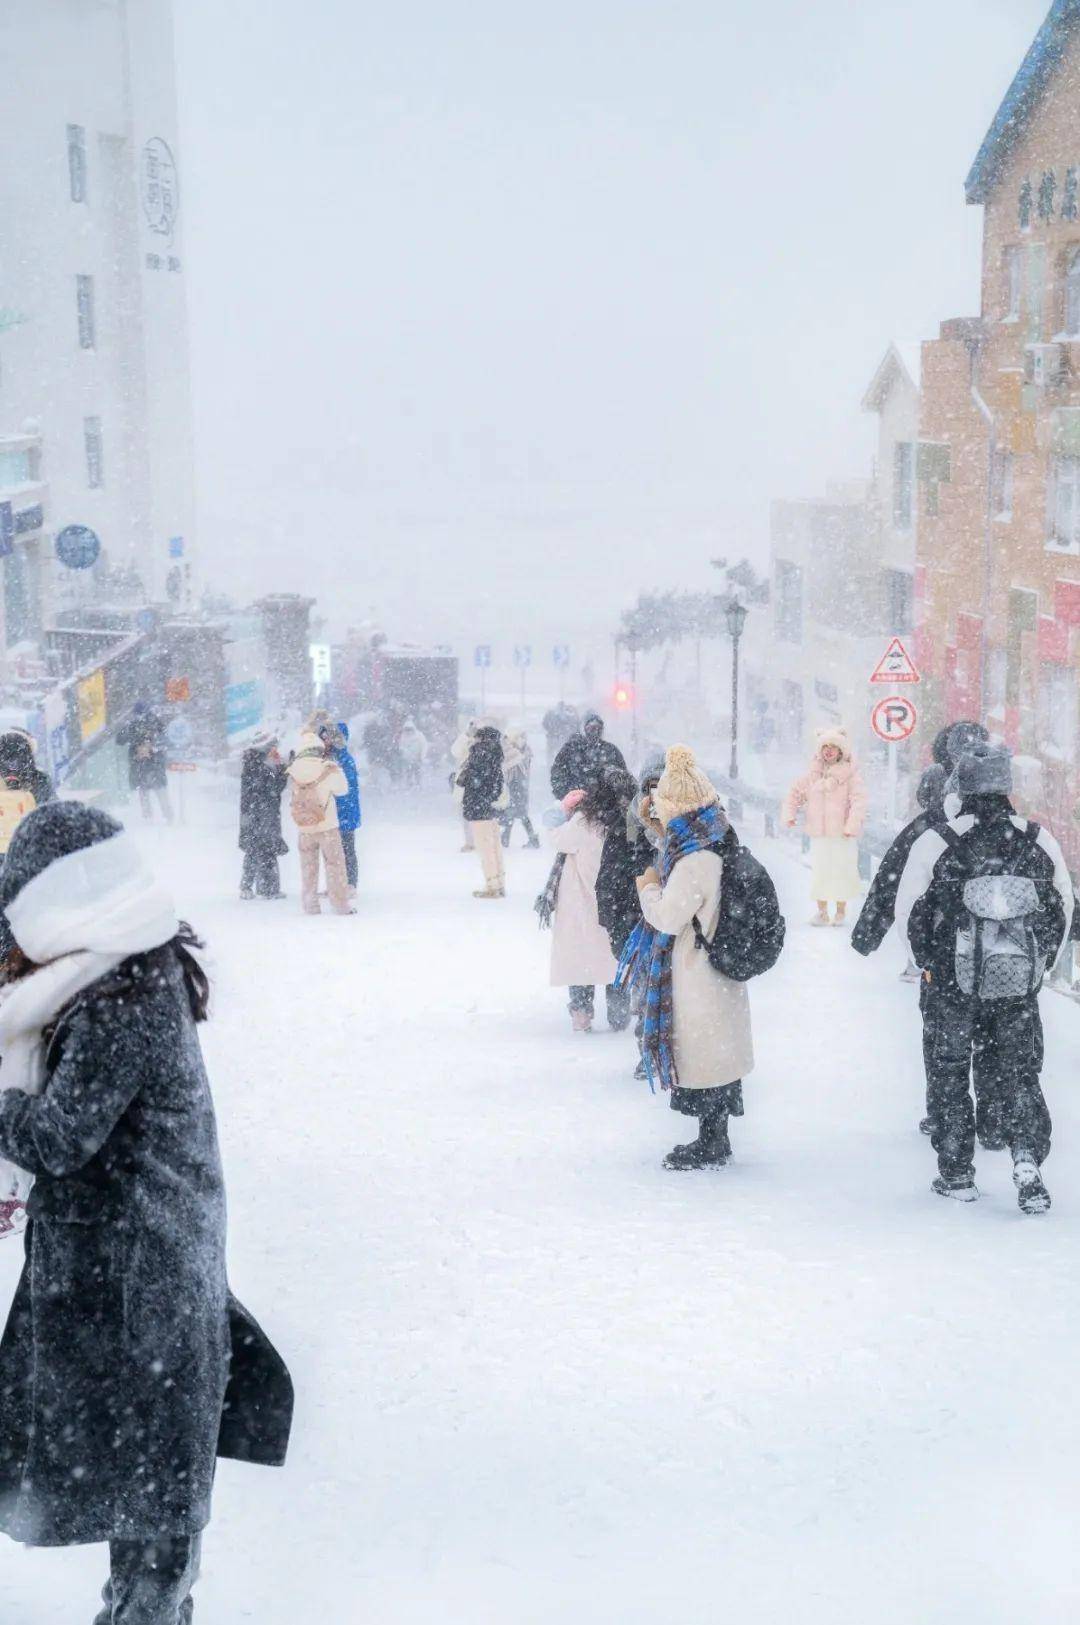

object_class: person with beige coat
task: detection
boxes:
[634,745,754,1170]
[286,732,354,915]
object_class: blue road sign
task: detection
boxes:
[474,645,492,669]
[553,644,570,669]
[513,645,532,668]
[55,524,101,570]
[169,536,185,559]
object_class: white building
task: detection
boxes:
[0,0,195,670]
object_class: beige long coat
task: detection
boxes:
[547,814,618,988]
[639,849,754,1090]
[286,736,348,834]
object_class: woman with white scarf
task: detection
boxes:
[0,802,292,1623]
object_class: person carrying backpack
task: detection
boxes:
[286,732,353,916]
[632,745,759,1170]
[0,732,51,860]
[894,744,1073,1211]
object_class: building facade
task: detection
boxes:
[0,0,196,678]
[916,0,1080,861]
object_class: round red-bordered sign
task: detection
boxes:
[871,695,918,743]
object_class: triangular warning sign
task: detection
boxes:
[870,637,920,685]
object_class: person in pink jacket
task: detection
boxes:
[782,726,868,927]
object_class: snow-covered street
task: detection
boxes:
[4,789,1080,1623]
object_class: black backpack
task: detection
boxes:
[691,834,786,982]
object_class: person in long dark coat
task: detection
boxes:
[239,731,288,899]
[0,802,292,1621]
[457,725,505,898]
[550,712,627,799]
[116,702,173,822]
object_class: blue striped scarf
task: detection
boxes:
[615,803,729,1092]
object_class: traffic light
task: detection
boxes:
[613,681,635,711]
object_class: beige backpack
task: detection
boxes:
[290,764,335,829]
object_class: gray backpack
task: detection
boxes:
[944,823,1046,1001]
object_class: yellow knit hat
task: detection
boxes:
[653,743,720,824]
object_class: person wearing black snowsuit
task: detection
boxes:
[457,726,506,897]
[0,802,292,1620]
[851,720,989,958]
[0,732,53,809]
[116,703,173,821]
[894,745,1072,1210]
[581,770,641,1032]
[550,712,628,799]
[239,734,288,899]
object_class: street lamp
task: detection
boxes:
[721,595,748,782]
[622,630,644,761]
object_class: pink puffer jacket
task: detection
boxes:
[782,731,868,839]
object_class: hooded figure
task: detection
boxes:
[286,731,353,915]
[115,703,172,822]
[0,804,292,1616]
[238,732,287,899]
[781,726,867,925]
[631,745,754,1169]
[0,732,52,857]
[851,719,990,958]
[550,711,628,800]
[320,721,362,896]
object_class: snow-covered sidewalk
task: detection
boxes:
[4,794,1080,1622]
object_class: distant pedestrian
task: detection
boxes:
[321,721,362,900]
[546,788,622,1031]
[0,801,293,1618]
[893,743,1072,1211]
[782,726,867,926]
[550,711,627,799]
[542,702,580,768]
[457,725,506,898]
[632,745,755,1170]
[398,719,428,791]
[286,731,354,915]
[239,732,288,900]
[500,729,540,848]
[116,702,173,823]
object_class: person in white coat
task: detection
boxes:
[546,789,620,1031]
[634,744,754,1169]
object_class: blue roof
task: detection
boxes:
[966,0,1080,203]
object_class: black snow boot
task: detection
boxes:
[919,1117,934,1137]
[664,1113,731,1171]
[931,1173,979,1203]
[1013,1150,1051,1215]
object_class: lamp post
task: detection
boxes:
[623,630,644,761]
[722,595,748,783]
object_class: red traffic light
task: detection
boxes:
[613,682,635,710]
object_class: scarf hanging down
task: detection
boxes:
[534,853,566,930]
[624,803,729,1094]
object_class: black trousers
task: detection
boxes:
[500,810,537,846]
[94,1534,201,1623]
[568,984,632,1028]
[240,847,281,898]
[921,980,1051,1180]
[340,827,358,888]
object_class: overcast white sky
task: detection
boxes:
[174,0,1047,671]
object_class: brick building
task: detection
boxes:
[916,0,1080,863]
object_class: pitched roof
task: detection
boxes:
[861,341,921,414]
[966,0,1080,204]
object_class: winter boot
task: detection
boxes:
[571,1008,593,1033]
[664,1113,731,1171]
[473,886,501,899]
[931,1174,980,1203]
[919,1117,934,1136]
[832,904,848,928]
[633,1056,648,1081]
[525,835,540,849]
[1013,1151,1051,1214]
[239,887,255,901]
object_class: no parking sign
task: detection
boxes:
[871,695,918,743]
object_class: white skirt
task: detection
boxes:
[809,836,862,903]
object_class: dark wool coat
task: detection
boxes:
[239,752,288,856]
[0,948,292,1548]
[550,735,628,800]
[457,737,504,822]
[596,825,652,957]
[116,716,169,792]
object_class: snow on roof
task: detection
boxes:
[861,341,921,413]
[966,0,1080,204]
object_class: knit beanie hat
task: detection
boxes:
[0,802,122,912]
[954,743,1013,798]
[934,719,989,771]
[653,744,720,823]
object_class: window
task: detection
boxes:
[774,561,803,644]
[779,679,804,749]
[66,124,87,203]
[0,449,30,487]
[884,568,914,634]
[1066,248,1080,338]
[75,275,95,349]
[992,448,1014,519]
[84,417,104,488]
[1038,665,1077,761]
[1049,456,1080,551]
[893,442,914,531]
[1004,246,1022,319]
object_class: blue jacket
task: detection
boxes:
[333,722,362,831]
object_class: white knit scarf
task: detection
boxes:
[0,834,178,1202]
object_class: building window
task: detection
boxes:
[75,275,95,349]
[884,568,914,634]
[1038,664,1077,761]
[84,417,104,488]
[1004,247,1022,319]
[66,124,87,203]
[0,449,30,487]
[992,448,1014,519]
[774,561,803,645]
[1019,179,1033,231]
[1049,456,1080,551]
[779,678,804,748]
[893,442,914,531]
[1065,248,1080,338]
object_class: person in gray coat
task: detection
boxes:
[0,802,292,1622]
